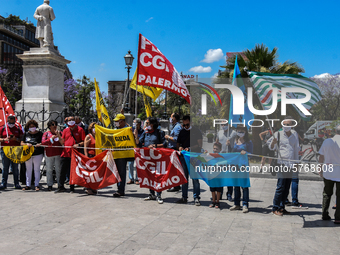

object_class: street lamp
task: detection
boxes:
[123,50,134,113]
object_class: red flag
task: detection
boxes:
[0,87,21,129]
[137,34,191,104]
[70,149,121,190]
[134,148,187,192]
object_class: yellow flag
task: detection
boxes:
[142,86,152,117]
[95,126,136,159]
[95,78,111,127]
[3,145,34,164]
[130,69,163,101]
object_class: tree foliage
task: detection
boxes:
[310,74,340,121]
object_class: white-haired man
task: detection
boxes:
[318,125,340,224]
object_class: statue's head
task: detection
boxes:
[44,0,50,4]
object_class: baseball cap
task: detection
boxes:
[113,114,125,121]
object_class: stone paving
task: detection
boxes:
[0,173,339,255]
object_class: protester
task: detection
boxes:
[135,117,166,204]
[41,120,63,191]
[113,114,131,197]
[56,116,85,193]
[176,115,202,206]
[209,142,223,209]
[127,118,143,185]
[229,125,253,213]
[21,120,44,191]
[165,113,182,192]
[259,127,275,172]
[75,116,89,136]
[268,116,300,216]
[83,122,98,195]
[318,125,340,224]
[0,115,23,190]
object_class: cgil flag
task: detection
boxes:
[95,78,111,127]
[130,69,163,101]
[0,86,22,129]
[70,149,121,190]
[248,71,322,120]
[137,34,191,104]
[229,56,254,127]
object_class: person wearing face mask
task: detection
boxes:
[127,118,143,185]
[21,120,44,191]
[84,122,98,195]
[229,125,253,213]
[113,114,130,197]
[135,117,166,204]
[176,115,203,205]
[41,120,63,191]
[267,116,300,216]
[0,115,23,190]
[165,113,182,192]
[56,116,85,193]
[75,116,89,136]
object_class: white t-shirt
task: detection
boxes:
[319,135,340,182]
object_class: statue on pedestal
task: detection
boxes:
[33,0,55,48]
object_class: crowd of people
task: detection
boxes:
[0,113,339,223]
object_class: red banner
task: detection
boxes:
[70,149,121,190]
[137,34,191,104]
[134,148,187,192]
[0,87,21,129]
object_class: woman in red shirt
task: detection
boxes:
[84,122,97,195]
[41,120,63,191]
[84,122,96,158]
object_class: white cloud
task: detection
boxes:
[146,17,154,22]
[201,48,224,63]
[189,66,212,73]
[211,72,218,78]
[72,61,76,64]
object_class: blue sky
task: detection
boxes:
[2,0,340,93]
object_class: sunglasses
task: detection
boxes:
[50,124,57,126]
[183,124,190,127]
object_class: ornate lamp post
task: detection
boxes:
[123,50,134,113]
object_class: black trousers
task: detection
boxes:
[59,157,71,189]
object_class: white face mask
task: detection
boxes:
[92,128,95,134]
[184,126,192,131]
[283,126,291,132]
[29,127,37,132]
[169,118,173,124]
[237,132,245,137]
[68,120,75,126]
[133,123,136,128]
[147,125,152,130]
[7,123,15,128]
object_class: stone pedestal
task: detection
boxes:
[15,47,71,113]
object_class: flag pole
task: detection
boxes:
[2,107,8,138]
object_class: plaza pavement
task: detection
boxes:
[0,140,339,255]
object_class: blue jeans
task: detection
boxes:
[273,177,292,211]
[1,150,19,187]
[128,161,138,181]
[234,187,249,206]
[291,178,299,204]
[115,158,127,195]
[180,155,200,199]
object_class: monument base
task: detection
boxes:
[15,47,71,117]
